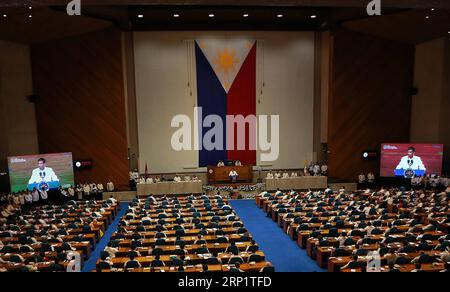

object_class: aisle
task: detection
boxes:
[82,202,129,272]
[230,199,325,272]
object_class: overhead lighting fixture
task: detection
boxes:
[208,13,215,18]
[311,15,317,19]
[431,8,435,11]
[277,14,284,18]
[243,13,249,18]
[173,14,180,18]
[28,15,32,18]
[426,15,430,19]
[138,14,144,18]
[2,14,6,18]
[29,6,32,10]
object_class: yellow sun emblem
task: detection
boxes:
[214,47,239,76]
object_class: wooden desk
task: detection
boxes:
[207,165,253,184]
[265,176,327,191]
[137,181,203,196]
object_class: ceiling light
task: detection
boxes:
[311,15,317,19]
[209,13,215,18]
[138,14,144,18]
[29,6,32,10]
[173,14,180,18]
[431,8,435,11]
[277,14,284,18]
[243,13,249,18]
[28,15,32,18]
[426,15,430,19]
[2,14,6,18]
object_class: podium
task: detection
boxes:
[207,165,253,184]
[394,169,425,178]
[27,181,61,191]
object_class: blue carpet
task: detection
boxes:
[82,202,129,272]
[230,199,325,272]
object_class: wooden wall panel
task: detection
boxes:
[31,28,129,189]
[328,29,414,181]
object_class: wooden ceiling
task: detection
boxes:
[0,1,449,44]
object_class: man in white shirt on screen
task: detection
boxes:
[28,158,59,185]
[395,146,426,172]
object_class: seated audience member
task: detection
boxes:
[202,264,210,273]
[235,160,242,166]
[229,262,244,272]
[150,255,165,268]
[229,251,244,265]
[217,161,225,167]
[124,254,141,270]
[411,263,425,273]
[341,254,362,270]
[96,254,112,271]
[49,259,63,272]
[440,262,450,273]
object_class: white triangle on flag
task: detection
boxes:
[196,38,255,93]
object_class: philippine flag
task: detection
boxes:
[195,39,257,167]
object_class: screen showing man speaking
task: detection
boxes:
[380,144,444,178]
[8,152,75,192]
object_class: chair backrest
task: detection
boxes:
[151,248,163,256]
[97,261,111,270]
[197,246,209,254]
[206,257,220,265]
[229,256,244,265]
[261,266,275,273]
[125,260,140,269]
[217,237,229,243]
[10,255,23,263]
[248,254,263,263]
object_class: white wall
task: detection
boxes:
[134,31,315,173]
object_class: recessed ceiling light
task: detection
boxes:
[173,14,180,18]
[28,15,32,18]
[2,14,6,18]
[138,14,144,18]
[209,13,215,18]
[243,13,249,18]
[277,14,284,18]
[311,15,317,19]
[431,8,435,11]
[29,6,32,10]
[426,15,430,19]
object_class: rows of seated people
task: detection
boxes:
[0,198,120,272]
[96,194,274,272]
[256,188,449,272]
